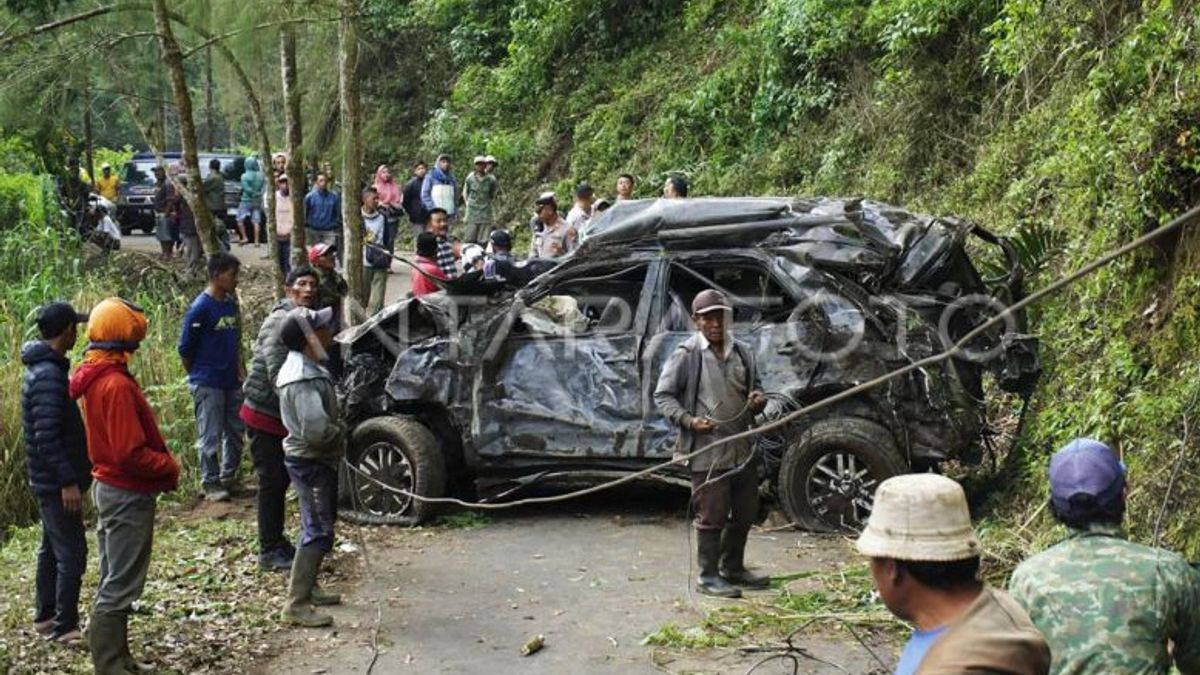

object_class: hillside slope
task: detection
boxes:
[386,0,1200,558]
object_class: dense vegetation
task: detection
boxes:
[0,141,276,531]
[382,0,1200,558]
[2,0,1200,559]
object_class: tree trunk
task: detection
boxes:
[338,0,364,318]
[201,38,282,295]
[205,44,215,150]
[280,22,307,271]
[152,0,219,255]
[83,87,94,187]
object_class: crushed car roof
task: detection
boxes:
[578,197,992,294]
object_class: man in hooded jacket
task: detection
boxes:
[420,154,458,223]
[238,156,267,246]
[69,298,180,675]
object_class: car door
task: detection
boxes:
[640,254,819,458]
[472,261,658,460]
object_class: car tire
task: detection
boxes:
[777,417,907,533]
[341,415,446,525]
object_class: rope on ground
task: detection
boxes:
[340,200,1200,511]
[739,615,890,674]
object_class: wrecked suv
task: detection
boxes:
[336,198,1039,531]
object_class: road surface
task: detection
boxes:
[122,232,414,303]
[261,489,896,675]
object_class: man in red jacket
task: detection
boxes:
[69,298,179,675]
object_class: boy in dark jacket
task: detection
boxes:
[21,302,91,645]
[239,266,318,571]
[70,297,180,674]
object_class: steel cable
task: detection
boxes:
[339,204,1200,510]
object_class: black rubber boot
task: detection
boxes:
[720,526,771,589]
[282,546,333,627]
[88,612,135,675]
[696,530,741,598]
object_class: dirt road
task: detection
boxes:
[262,488,896,675]
[122,233,414,301]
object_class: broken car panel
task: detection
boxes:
[337,197,1040,531]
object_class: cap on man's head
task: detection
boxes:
[36,302,88,339]
[575,181,594,198]
[308,242,336,263]
[279,307,335,352]
[415,231,439,258]
[489,229,512,249]
[485,155,498,165]
[1049,438,1125,514]
[436,153,452,163]
[691,289,732,315]
[855,473,981,562]
[473,155,487,165]
[535,191,557,207]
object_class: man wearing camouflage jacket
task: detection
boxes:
[1009,438,1200,674]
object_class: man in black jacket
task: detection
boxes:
[21,301,91,645]
[402,161,429,244]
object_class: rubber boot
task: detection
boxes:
[720,526,771,588]
[281,547,333,627]
[88,612,135,675]
[695,530,741,598]
[306,547,341,605]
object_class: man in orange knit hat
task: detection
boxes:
[69,298,180,675]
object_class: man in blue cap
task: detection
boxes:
[1009,438,1200,674]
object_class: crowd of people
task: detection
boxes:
[36,151,1200,674]
[21,251,357,671]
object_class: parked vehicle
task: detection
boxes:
[118,152,244,234]
[336,198,1040,531]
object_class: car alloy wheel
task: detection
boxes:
[805,451,878,531]
[353,441,414,516]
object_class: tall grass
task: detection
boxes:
[0,169,271,534]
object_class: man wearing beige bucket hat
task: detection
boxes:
[857,474,1049,674]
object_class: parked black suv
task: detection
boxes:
[336,198,1039,531]
[118,152,244,234]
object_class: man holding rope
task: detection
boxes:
[655,289,769,598]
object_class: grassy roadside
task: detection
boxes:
[643,561,902,670]
[0,497,363,674]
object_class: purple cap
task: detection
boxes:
[1049,438,1125,513]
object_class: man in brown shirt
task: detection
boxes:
[856,474,1050,674]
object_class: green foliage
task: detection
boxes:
[396,0,1200,560]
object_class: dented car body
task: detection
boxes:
[337,198,1039,531]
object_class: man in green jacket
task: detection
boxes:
[277,307,345,627]
[461,155,498,244]
[238,156,266,246]
[1009,438,1200,674]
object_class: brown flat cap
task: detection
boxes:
[692,289,732,315]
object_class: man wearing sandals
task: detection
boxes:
[21,302,92,647]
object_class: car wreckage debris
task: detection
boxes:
[336,197,1059,531]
